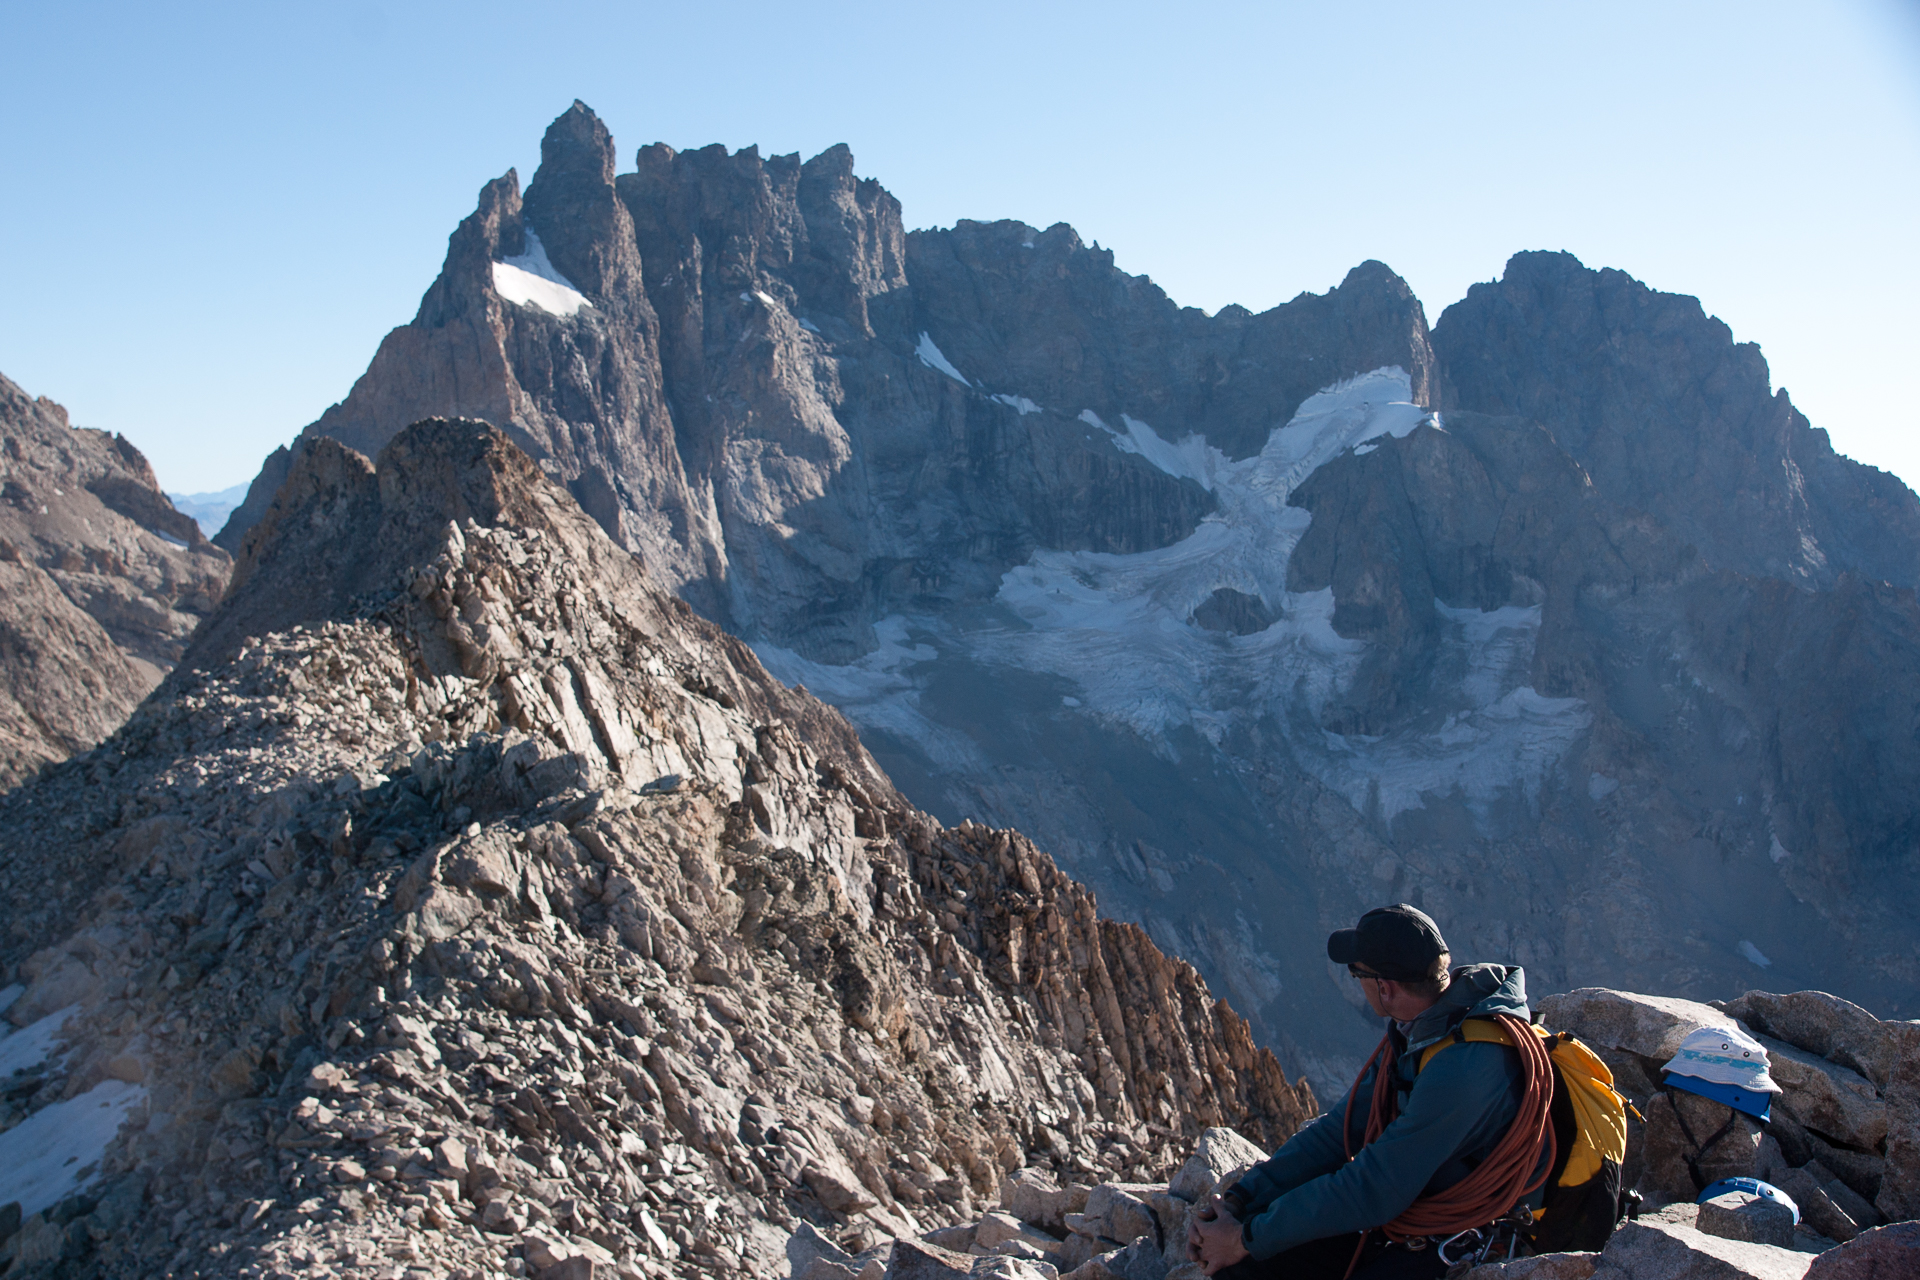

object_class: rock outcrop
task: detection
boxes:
[0,372,230,789]
[1537,987,1919,1240]
[0,418,1312,1278]
[211,103,1920,1093]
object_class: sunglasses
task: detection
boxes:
[1348,964,1386,981]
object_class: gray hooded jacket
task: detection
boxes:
[1226,964,1549,1260]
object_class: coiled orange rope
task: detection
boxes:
[1337,1012,1556,1277]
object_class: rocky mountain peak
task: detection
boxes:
[449,170,527,299]
[29,393,69,427]
[196,419,576,672]
[899,224,1439,461]
[796,143,908,335]
[542,99,619,187]
[199,108,1920,1096]
[801,141,855,183]
[619,135,907,338]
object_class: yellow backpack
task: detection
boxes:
[1418,1017,1635,1251]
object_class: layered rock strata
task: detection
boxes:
[0,418,1311,1279]
[0,372,230,788]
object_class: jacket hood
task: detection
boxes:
[1400,962,1529,1052]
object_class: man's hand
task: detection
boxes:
[1186,1193,1251,1275]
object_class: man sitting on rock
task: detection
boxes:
[1188,904,1552,1278]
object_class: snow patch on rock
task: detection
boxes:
[0,1079,146,1217]
[0,1005,139,1219]
[915,333,971,386]
[978,369,1586,821]
[492,230,592,317]
[0,1003,80,1077]
[756,617,992,776]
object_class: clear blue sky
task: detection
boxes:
[4,1,1917,494]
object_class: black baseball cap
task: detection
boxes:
[1327,904,1449,981]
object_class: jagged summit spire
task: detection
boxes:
[538,99,616,187]
[804,140,856,176]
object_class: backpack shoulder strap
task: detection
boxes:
[1415,1015,1527,1072]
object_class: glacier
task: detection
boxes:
[762,366,1590,830]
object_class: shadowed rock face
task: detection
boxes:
[0,417,1313,1277]
[0,372,230,787]
[901,224,1440,462]
[214,104,1919,1093]
[1432,250,1920,589]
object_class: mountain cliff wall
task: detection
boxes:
[212,103,1920,1093]
[0,373,230,789]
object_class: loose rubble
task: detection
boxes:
[0,420,1312,1278]
[775,1129,1257,1280]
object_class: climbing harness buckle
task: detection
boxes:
[1440,1214,1526,1280]
[1437,1228,1485,1268]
